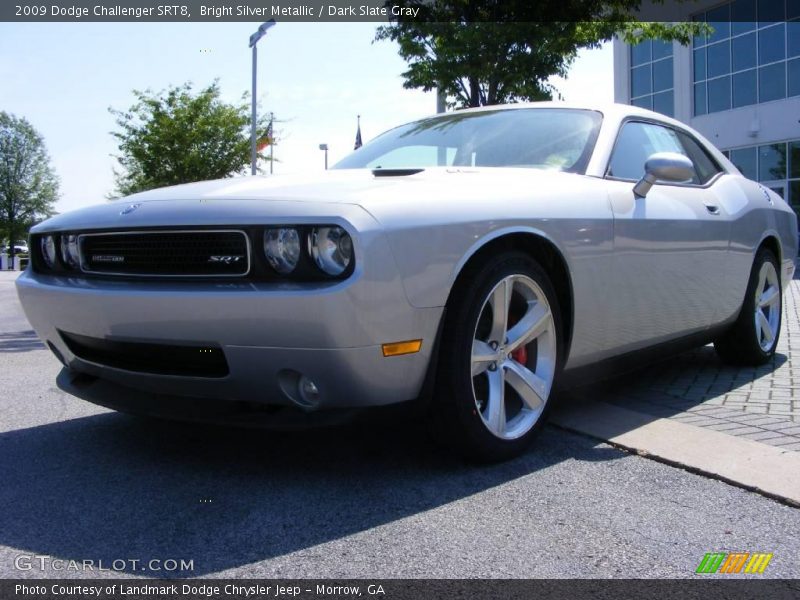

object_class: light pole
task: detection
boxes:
[249,19,275,175]
[436,87,447,165]
[319,143,329,170]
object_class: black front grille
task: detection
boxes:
[60,331,229,378]
[80,230,249,277]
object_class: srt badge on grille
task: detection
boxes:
[208,255,244,264]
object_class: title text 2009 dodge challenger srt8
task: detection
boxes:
[16,103,798,460]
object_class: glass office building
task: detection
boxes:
[613,0,800,219]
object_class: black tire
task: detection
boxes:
[430,251,563,462]
[714,248,782,366]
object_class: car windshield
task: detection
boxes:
[334,108,602,174]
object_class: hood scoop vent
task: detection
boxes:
[371,168,424,177]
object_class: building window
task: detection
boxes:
[693,0,800,115]
[630,40,674,116]
[724,139,800,218]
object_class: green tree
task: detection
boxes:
[376,1,707,108]
[109,81,272,197]
[0,112,59,259]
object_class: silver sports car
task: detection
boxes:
[16,103,798,460]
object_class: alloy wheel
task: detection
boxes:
[754,260,780,352]
[470,275,556,440]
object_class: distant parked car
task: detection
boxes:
[3,242,28,255]
[16,102,799,460]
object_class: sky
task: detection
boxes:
[0,22,613,214]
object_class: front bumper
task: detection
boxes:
[16,232,443,411]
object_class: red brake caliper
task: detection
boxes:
[510,345,527,365]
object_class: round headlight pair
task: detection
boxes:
[40,234,79,269]
[263,226,353,277]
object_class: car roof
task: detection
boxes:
[420,101,687,128]
[377,101,737,179]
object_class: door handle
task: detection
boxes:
[704,203,720,215]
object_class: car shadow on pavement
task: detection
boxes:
[0,410,623,577]
[600,347,786,408]
[0,330,45,353]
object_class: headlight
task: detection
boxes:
[263,228,301,274]
[40,235,57,268]
[310,226,353,276]
[60,234,80,269]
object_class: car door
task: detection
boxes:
[604,119,730,353]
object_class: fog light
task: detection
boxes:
[298,375,320,406]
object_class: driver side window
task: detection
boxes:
[608,121,698,183]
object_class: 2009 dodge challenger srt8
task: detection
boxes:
[16,103,798,460]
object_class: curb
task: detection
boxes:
[551,397,800,507]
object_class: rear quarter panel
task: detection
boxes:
[719,176,798,322]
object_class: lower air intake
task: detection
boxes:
[60,331,229,378]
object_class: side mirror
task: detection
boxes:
[633,152,695,198]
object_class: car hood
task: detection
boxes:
[32,168,591,232]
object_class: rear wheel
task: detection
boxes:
[431,252,562,461]
[714,248,781,366]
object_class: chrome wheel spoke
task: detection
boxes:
[757,311,774,344]
[506,302,550,352]
[484,370,506,436]
[504,360,547,411]
[756,268,768,300]
[758,285,779,308]
[472,340,496,376]
[488,278,512,344]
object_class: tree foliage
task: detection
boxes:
[0,112,59,257]
[376,0,708,108]
[109,81,271,197]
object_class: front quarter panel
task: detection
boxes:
[360,170,615,368]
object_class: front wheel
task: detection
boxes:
[431,252,562,461]
[714,248,782,366]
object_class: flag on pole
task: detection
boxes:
[257,117,274,152]
[354,115,363,150]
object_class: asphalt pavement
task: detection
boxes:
[1,270,799,579]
